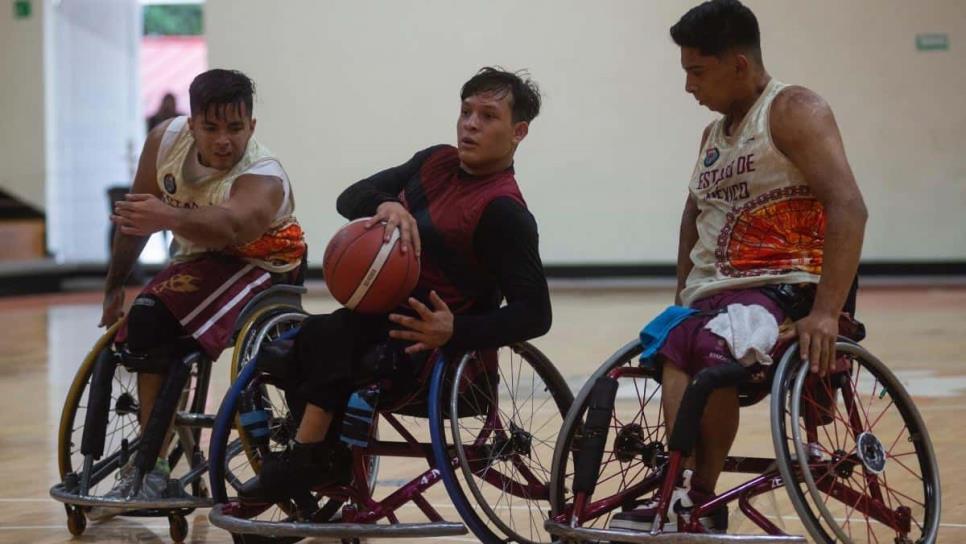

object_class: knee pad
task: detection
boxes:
[121,300,199,373]
[125,295,184,353]
[120,343,183,374]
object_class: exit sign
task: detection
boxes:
[13,0,31,19]
[916,33,949,51]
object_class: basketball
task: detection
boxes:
[322,218,420,314]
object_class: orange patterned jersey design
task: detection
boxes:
[231,220,307,267]
[718,190,825,278]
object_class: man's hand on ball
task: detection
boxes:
[365,201,421,256]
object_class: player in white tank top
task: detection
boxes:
[610,0,868,534]
[91,70,306,512]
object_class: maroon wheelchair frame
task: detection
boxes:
[552,355,916,541]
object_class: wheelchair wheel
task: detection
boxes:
[429,342,573,543]
[548,339,667,531]
[56,322,210,499]
[771,341,941,544]
[212,307,380,537]
[231,305,381,489]
[213,309,314,524]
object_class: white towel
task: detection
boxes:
[706,303,780,366]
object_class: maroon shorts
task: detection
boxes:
[657,287,786,378]
[116,255,276,360]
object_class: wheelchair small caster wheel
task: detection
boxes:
[168,513,188,542]
[66,506,87,536]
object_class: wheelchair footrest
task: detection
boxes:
[544,521,806,543]
[49,482,213,510]
[209,504,468,538]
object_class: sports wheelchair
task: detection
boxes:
[545,316,941,543]
[206,307,573,543]
[49,284,307,542]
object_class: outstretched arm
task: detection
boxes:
[112,173,284,250]
[100,121,169,327]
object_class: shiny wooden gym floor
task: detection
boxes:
[1,283,964,543]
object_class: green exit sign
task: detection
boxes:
[13,0,30,19]
[916,33,949,51]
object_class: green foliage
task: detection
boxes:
[143,4,203,36]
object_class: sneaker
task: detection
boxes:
[86,460,138,521]
[132,458,171,501]
[87,458,171,521]
[609,470,727,533]
[239,441,352,512]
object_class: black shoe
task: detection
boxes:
[239,441,351,506]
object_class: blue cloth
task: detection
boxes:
[639,305,699,362]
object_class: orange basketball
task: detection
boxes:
[322,218,420,314]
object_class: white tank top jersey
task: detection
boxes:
[154,116,304,273]
[681,79,825,306]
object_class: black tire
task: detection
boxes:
[169,513,189,542]
[436,342,573,543]
[66,505,87,536]
[548,339,667,531]
[213,309,319,533]
[771,341,941,543]
[56,324,210,501]
[211,308,378,542]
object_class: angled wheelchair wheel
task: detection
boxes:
[771,341,941,544]
[213,309,316,525]
[57,321,210,500]
[429,342,573,544]
[211,307,380,541]
[548,339,667,531]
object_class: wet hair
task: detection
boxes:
[670,0,762,63]
[189,69,255,120]
[460,67,541,123]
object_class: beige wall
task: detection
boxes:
[0,0,46,211]
[206,1,966,264]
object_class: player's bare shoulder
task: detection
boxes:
[770,85,837,152]
[773,85,832,122]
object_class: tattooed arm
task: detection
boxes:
[100,120,169,327]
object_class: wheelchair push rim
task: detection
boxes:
[215,308,324,524]
[228,308,308,471]
[548,339,668,531]
[773,341,941,544]
[447,342,573,544]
